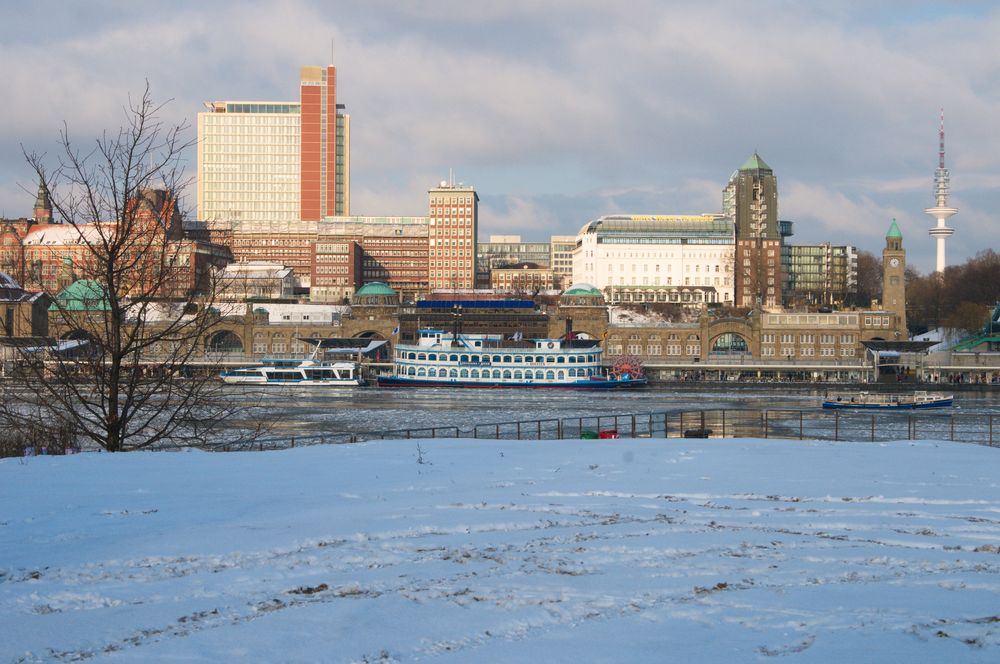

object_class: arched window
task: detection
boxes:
[449,354,459,362]
[460,369,469,378]
[503,355,513,363]
[460,355,469,363]
[471,369,479,378]
[417,367,427,376]
[710,333,749,355]
[503,370,512,379]
[206,331,244,354]
[545,370,555,380]
[407,366,416,375]
[493,369,501,379]
[557,356,565,363]
[428,368,437,377]
[427,353,437,361]
[514,370,523,379]
[418,353,426,361]
[558,370,565,379]
[492,355,501,363]
[449,368,458,378]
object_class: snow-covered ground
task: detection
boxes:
[2,438,1000,663]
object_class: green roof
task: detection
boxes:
[49,279,111,312]
[739,152,772,172]
[886,219,902,239]
[564,284,602,296]
[355,282,397,297]
[952,335,1000,352]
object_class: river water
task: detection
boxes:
[237,384,1000,443]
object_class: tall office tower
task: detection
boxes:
[724,152,781,308]
[882,219,907,336]
[299,66,350,220]
[428,180,478,290]
[924,110,956,274]
[197,65,350,230]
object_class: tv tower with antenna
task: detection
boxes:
[924,109,957,274]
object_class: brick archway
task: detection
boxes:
[706,319,756,358]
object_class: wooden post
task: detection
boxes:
[871,414,875,442]
[834,412,839,441]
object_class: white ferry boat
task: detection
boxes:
[822,391,953,410]
[221,339,373,386]
[378,329,646,389]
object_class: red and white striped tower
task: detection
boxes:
[924,109,957,274]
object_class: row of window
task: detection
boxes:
[400,351,596,364]
[401,366,594,380]
[760,347,857,357]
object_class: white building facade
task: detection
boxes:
[572,215,735,306]
[197,102,302,228]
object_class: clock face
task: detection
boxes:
[889,258,900,268]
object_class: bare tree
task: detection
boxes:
[944,301,990,338]
[1,85,257,452]
[847,251,882,308]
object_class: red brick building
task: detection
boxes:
[2,185,230,298]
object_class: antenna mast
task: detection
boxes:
[925,108,957,274]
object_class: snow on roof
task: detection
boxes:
[22,224,103,245]
[222,262,293,279]
[0,272,21,290]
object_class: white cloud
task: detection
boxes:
[1,1,998,271]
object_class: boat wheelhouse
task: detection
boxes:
[378,329,646,389]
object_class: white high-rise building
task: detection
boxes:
[197,101,301,229]
[572,215,735,306]
[924,110,957,274]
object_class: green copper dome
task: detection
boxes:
[49,279,111,312]
[739,152,772,172]
[355,282,397,297]
[886,219,902,239]
[563,283,602,296]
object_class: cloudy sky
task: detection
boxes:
[2,1,998,273]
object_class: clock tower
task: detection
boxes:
[882,219,907,337]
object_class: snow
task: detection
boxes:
[608,306,674,326]
[2,437,1000,662]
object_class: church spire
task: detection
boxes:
[32,178,52,223]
